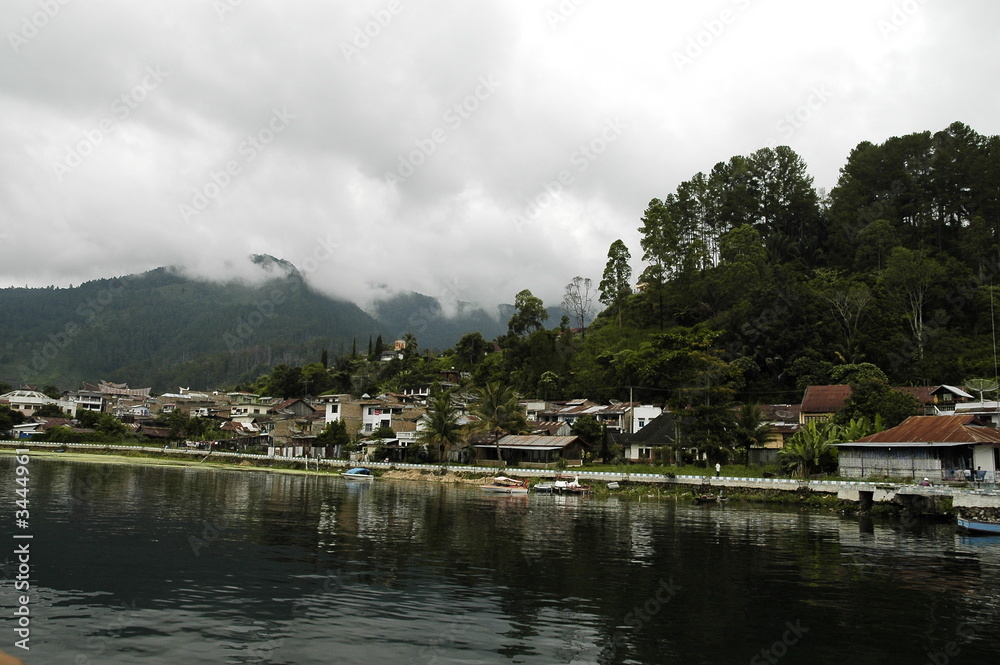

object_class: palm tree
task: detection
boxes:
[467,382,528,467]
[417,392,464,462]
[734,403,770,466]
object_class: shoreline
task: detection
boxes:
[0,447,497,484]
[5,446,997,521]
[0,447,927,515]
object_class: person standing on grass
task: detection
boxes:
[715,462,721,477]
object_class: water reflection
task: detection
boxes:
[7,456,1000,664]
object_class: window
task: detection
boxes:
[364,423,373,432]
[638,448,651,459]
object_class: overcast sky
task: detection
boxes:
[2,0,998,314]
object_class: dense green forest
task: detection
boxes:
[0,263,382,390]
[244,122,1000,412]
[0,261,511,391]
[4,122,999,411]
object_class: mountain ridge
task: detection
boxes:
[0,259,511,392]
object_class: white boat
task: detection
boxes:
[341,467,374,481]
[479,476,530,494]
[533,475,591,494]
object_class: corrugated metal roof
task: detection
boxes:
[835,441,973,448]
[932,384,973,399]
[801,385,853,413]
[852,415,1000,445]
[474,444,564,451]
[494,435,581,449]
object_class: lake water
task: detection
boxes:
[5,456,1000,664]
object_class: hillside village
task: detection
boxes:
[3,376,999,482]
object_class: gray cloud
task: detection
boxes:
[2,0,999,310]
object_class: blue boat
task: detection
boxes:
[341,467,374,481]
[957,516,1000,534]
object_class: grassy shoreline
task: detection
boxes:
[1,447,891,514]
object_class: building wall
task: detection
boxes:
[838,448,943,480]
[973,445,998,480]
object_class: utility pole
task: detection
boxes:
[629,385,634,434]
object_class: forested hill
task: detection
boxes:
[447,121,1000,412]
[4,121,998,403]
[0,266,383,391]
[596,120,1000,403]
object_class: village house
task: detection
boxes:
[272,398,318,418]
[836,415,1000,481]
[798,384,966,423]
[538,399,663,434]
[538,399,606,428]
[529,420,572,437]
[0,389,77,417]
[759,404,801,448]
[926,385,975,413]
[954,400,1000,426]
[799,385,854,423]
[66,389,105,413]
[474,434,586,468]
[618,412,692,463]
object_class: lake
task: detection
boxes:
[5,456,1000,664]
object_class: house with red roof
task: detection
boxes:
[836,415,1000,481]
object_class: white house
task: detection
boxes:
[67,390,105,412]
[0,390,77,417]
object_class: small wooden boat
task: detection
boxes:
[694,492,727,504]
[480,476,530,494]
[957,516,1000,534]
[341,467,374,481]
[533,475,591,495]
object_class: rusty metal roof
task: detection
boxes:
[801,385,853,413]
[854,415,1000,445]
[487,435,582,449]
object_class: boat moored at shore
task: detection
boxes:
[957,515,1000,534]
[342,467,374,481]
[480,476,530,494]
[533,475,591,495]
